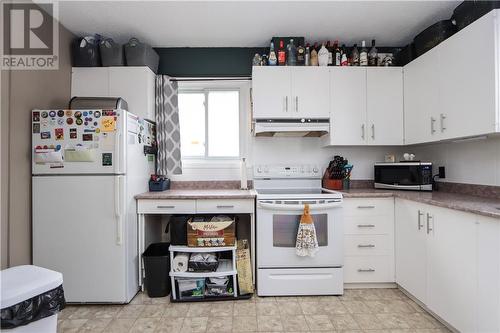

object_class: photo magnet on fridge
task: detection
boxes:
[32,123,40,134]
[69,128,77,139]
[41,131,51,139]
[55,128,64,140]
[32,112,40,122]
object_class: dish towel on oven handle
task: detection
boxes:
[296,204,319,257]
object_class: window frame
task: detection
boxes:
[178,80,247,161]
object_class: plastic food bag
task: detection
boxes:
[1,285,66,329]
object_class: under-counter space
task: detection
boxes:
[340,189,500,219]
[135,189,257,200]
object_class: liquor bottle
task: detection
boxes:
[252,53,261,66]
[334,40,341,66]
[368,39,378,66]
[268,41,277,66]
[277,40,286,66]
[305,44,311,66]
[261,54,269,66]
[287,39,297,66]
[318,43,329,66]
[341,44,348,66]
[297,43,305,65]
[326,41,333,66]
[310,46,319,66]
[313,42,320,53]
[351,43,360,66]
[360,40,368,66]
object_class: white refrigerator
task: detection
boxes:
[31,108,155,303]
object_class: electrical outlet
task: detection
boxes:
[438,166,446,179]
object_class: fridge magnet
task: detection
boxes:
[32,123,40,134]
[41,111,48,118]
[74,111,82,118]
[55,128,64,140]
[65,110,72,117]
[69,128,77,139]
[66,118,74,125]
[83,111,88,117]
[41,131,51,139]
[94,111,101,118]
[57,118,64,126]
[101,116,116,132]
[82,133,93,141]
[95,128,101,134]
[32,112,40,122]
[49,111,56,118]
[57,110,64,117]
[49,120,56,126]
[102,153,112,166]
[76,118,83,126]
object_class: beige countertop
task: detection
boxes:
[341,189,500,219]
[135,189,257,200]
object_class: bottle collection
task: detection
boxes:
[253,38,393,67]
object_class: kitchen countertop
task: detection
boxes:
[135,189,257,200]
[340,189,500,219]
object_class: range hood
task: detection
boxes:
[253,119,330,137]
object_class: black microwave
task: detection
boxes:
[374,162,433,191]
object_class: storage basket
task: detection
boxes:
[414,20,456,57]
[187,216,236,247]
[124,38,159,73]
[452,1,500,31]
[72,36,101,67]
[99,38,124,66]
[177,278,205,300]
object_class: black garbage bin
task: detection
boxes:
[142,242,171,297]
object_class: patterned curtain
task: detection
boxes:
[156,75,182,175]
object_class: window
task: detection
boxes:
[178,84,241,159]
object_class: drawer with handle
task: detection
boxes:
[137,199,196,214]
[345,234,393,256]
[344,215,393,235]
[344,255,394,283]
[196,199,254,214]
[343,198,394,217]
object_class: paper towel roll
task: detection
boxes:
[172,252,189,272]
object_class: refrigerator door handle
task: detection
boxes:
[115,130,122,174]
[115,176,123,245]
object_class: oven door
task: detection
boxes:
[257,199,343,268]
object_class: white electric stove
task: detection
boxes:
[254,164,344,296]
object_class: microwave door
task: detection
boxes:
[375,165,422,186]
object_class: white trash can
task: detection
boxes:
[1,265,65,333]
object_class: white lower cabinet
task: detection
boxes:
[343,198,395,284]
[395,198,500,333]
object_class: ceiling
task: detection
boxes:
[55,1,460,47]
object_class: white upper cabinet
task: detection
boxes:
[325,67,404,146]
[403,10,500,144]
[329,67,367,145]
[290,67,330,119]
[366,68,404,145]
[252,67,292,119]
[71,66,156,121]
[252,67,329,119]
[403,46,441,145]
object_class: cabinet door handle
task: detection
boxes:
[157,205,175,209]
[426,213,433,234]
[216,205,234,209]
[358,268,375,272]
[357,205,375,209]
[357,224,375,228]
[295,96,299,112]
[371,124,375,140]
[361,124,365,139]
[357,244,375,248]
[285,96,288,112]
[431,117,436,134]
[417,210,424,230]
[440,113,446,132]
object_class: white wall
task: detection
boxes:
[411,136,500,186]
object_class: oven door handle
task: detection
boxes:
[257,201,342,211]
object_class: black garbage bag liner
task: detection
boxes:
[1,285,66,329]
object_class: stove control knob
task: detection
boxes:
[313,167,319,173]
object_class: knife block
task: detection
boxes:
[322,170,343,190]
